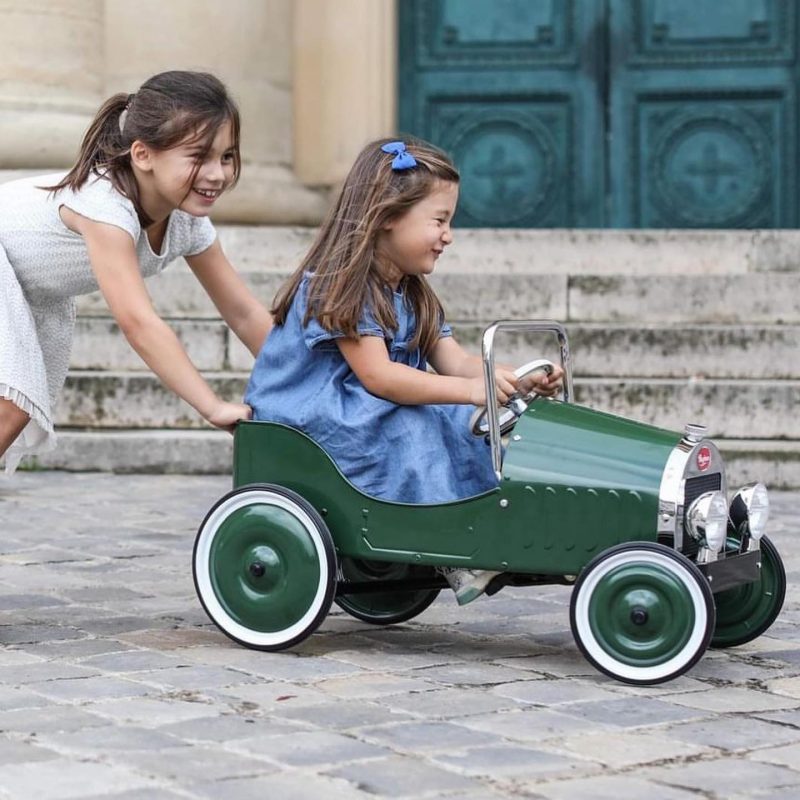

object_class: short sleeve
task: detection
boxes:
[183,214,217,256]
[57,175,140,243]
[296,277,385,351]
[440,320,453,338]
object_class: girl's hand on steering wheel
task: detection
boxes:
[466,368,519,406]
[495,367,520,403]
[519,364,564,398]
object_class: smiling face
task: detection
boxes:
[376,179,459,288]
[131,118,236,223]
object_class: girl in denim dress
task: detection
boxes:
[245,137,562,604]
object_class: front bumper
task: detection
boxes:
[697,549,762,593]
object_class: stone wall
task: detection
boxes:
[0,0,396,224]
[0,0,104,169]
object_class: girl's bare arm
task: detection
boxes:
[428,335,484,378]
[71,213,250,430]
[337,335,518,406]
[429,335,564,397]
[186,239,273,356]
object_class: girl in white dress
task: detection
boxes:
[0,70,272,474]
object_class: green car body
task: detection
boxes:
[194,321,785,685]
[233,400,679,576]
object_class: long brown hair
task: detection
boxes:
[273,136,460,357]
[44,71,241,228]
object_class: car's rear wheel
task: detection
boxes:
[335,558,440,624]
[193,484,336,650]
[570,542,715,685]
[711,535,786,648]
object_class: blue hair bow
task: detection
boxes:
[381,141,417,171]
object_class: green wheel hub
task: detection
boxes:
[588,563,696,667]
[712,535,786,648]
[209,503,322,633]
[571,543,714,684]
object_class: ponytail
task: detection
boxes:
[47,93,130,190]
[42,92,148,225]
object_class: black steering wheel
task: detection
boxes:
[469,359,556,437]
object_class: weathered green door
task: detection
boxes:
[398,0,607,227]
[398,0,798,228]
[608,0,797,227]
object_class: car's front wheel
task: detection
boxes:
[570,542,715,685]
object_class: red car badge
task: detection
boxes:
[696,446,711,471]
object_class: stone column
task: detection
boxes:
[0,0,104,179]
[293,0,397,186]
[103,0,327,225]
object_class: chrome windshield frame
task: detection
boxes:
[481,320,574,479]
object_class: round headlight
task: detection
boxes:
[686,491,728,553]
[730,483,770,540]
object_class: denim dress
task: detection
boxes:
[244,275,498,504]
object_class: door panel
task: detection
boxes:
[628,0,793,62]
[608,0,797,227]
[399,0,607,228]
[398,0,799,228]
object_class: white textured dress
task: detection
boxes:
[0,173,217,474]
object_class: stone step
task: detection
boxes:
[450,323,800,379]
[213,225,800,275]
[71,315,255,372]
[37,225,800,482]
[71,317,800,379]
[576,378,799,439]
[565,274,800,324]
[25,429,800,490]
[58,372,245,430]
[72,317,230,372]
[76,270,288,319]
[57,371,800,439]
[27,429,233,475]
[76,268,800,324]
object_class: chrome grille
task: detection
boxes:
[685,473,722,507]
[682,473,723,557]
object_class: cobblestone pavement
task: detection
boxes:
[0,472,797,800]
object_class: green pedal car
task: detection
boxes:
[193,321,785,685]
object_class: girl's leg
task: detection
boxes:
[0,398,30,458]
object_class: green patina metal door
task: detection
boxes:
[399,0,799,228]
[609,0,797,227]
[399,0,606,227]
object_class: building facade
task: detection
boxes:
[0,0,396,225]
[2,1,797,229]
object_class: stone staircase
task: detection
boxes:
[26,228,800,488]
